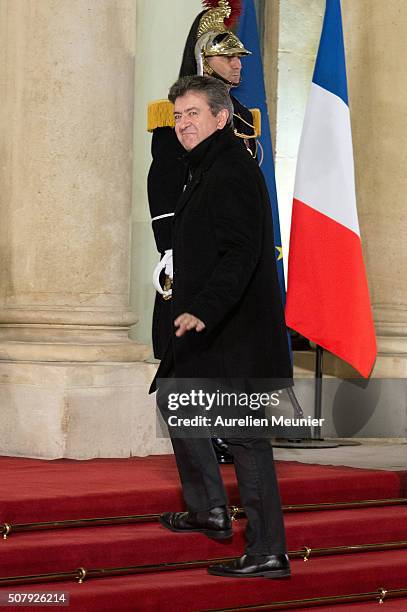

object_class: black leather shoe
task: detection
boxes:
[212,438,234,464]
[207,553,290,578]
[159,506,232,540]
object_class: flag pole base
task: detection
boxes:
[331,439,362,446]
[272,438,339,449]
[272,437,362,448]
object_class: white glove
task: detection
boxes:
[163,249,173,279]
[153,250,173,298]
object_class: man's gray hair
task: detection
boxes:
[168,75,234,126]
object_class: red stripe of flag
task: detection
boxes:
[286,199,377,377]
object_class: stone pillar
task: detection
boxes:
[0,0,171,458]
[342,0,407,377]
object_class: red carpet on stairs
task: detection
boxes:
[2,505,407,577]
[1,551,407,612]
[1,455,407,611]
[0,455,404,523]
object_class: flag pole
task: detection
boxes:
[273,347,339,449]
[314,345,324,440]
[312,344,361,446]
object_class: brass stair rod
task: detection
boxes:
[204,588,407,611]
[0,558,237,587]
[282,497,407,512]
[1,513,161,539]
[2,540,407,587]
[3,497,407,539]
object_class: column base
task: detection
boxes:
[0,361,172,459]
[0,340,151,362]
[0,310,151,362]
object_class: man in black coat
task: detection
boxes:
[155,75,292,579]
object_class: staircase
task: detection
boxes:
[1,455,407,611]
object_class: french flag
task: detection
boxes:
[285,0,377,377]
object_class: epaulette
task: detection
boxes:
[251,108,261,137]
[147,100,174,132]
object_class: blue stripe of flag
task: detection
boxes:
[313,0,348,106]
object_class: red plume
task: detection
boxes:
[201,0,242,28]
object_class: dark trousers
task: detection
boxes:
[158,398,287,555]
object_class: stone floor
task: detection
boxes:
[274,438,407,471]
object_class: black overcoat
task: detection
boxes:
[148,96,257,360]
[153,126,292,388]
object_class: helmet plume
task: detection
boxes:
[202,0,242,28]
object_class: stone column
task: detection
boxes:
[342,0,407,377]
[0,0,170,458]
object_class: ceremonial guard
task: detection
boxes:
[147,0,261,463]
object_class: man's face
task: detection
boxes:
[174,92,227,151]
[205,55,242,85]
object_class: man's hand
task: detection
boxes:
[174,313,206,337]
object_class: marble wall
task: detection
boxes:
[1,1,406,457]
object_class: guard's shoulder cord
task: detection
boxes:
[233,108,261,138]
[147,99,174,132]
